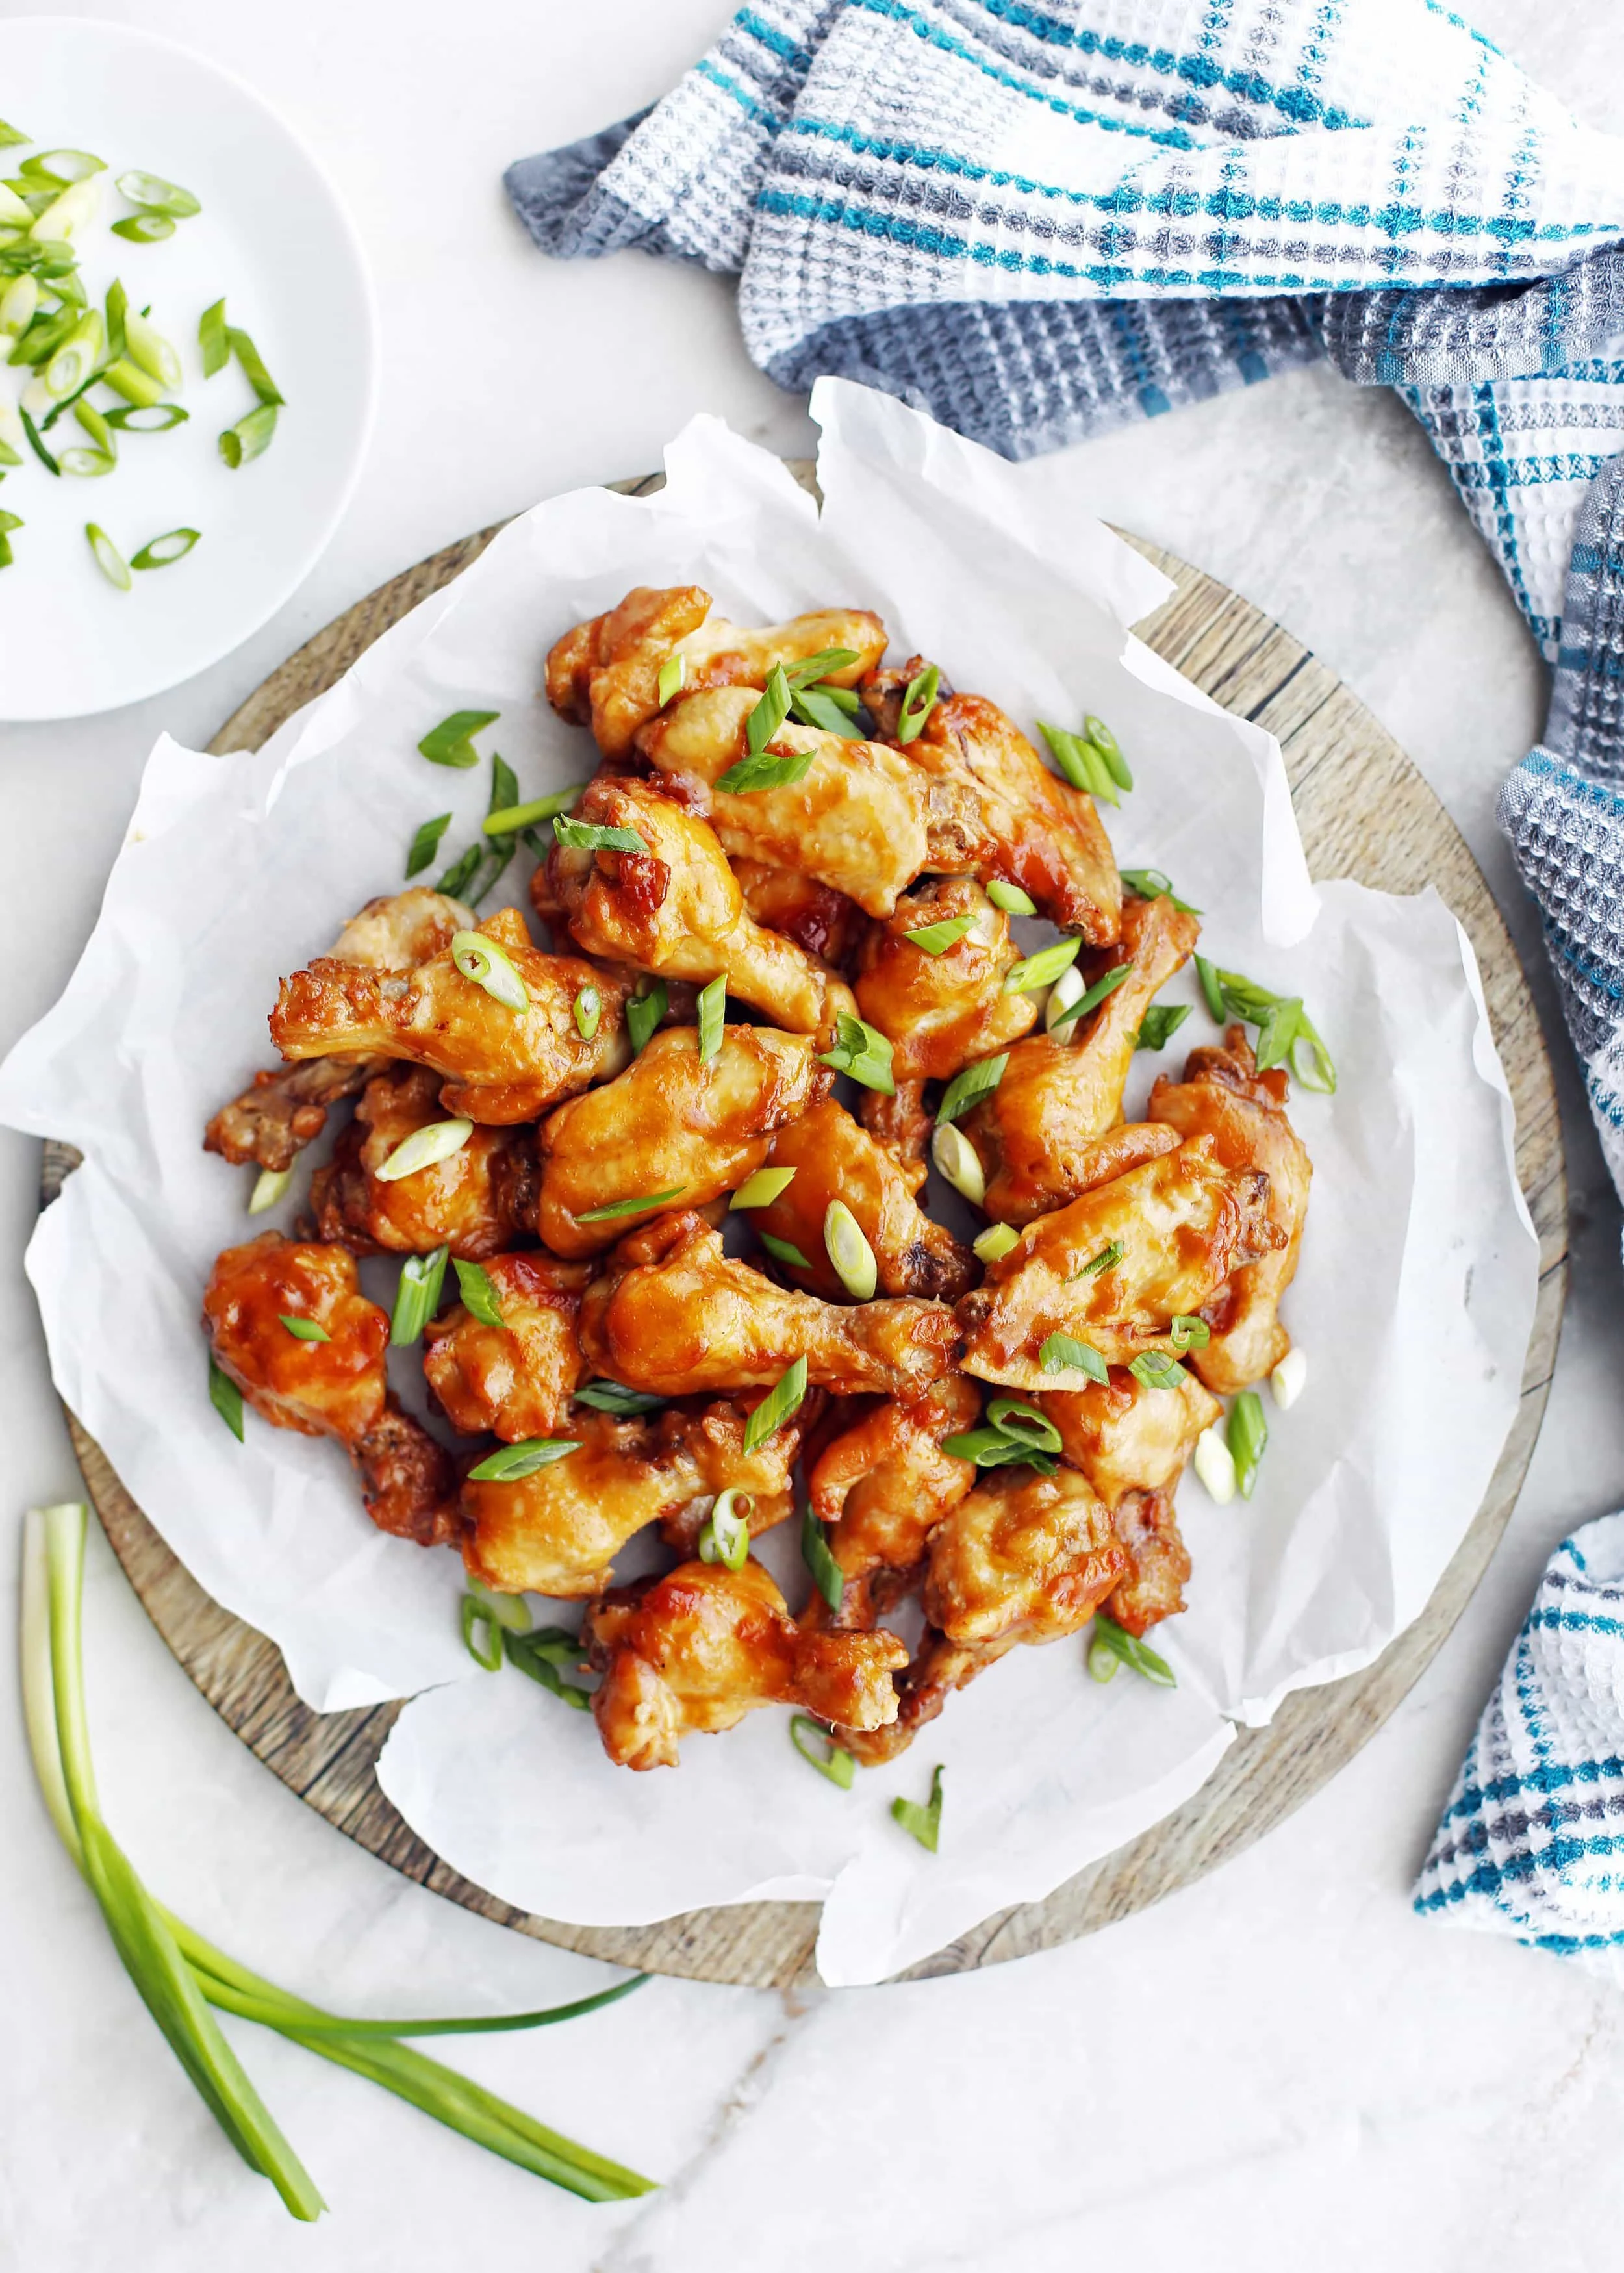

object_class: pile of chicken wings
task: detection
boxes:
[201,583,1312,1778]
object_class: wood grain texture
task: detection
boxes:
[49,470,1567,1987]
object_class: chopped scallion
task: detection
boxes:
[891,1764,943,1851]
[574,1186,687,1224]
[1084,715,1132,791]
[985,878,1037,916]
[698,1488,752,1571]
[219,402,277,467]
[789,1714,855,1789]
[626,982,666,1056]
[419,709,496,767]
[744,1357,807,1453]
[1004,937,1081,997]
[1089,1614,1175,1687]
[696,974,726,1064]
[1077,1239,1124,1280]
[1193,1423,1237,1503]
[822,1200,877,1301]
[655,652,685,707]
[1170,1314,1210,1351]
[1046,963,1132,1033]
[435,843,483,900]
[1039,1333,1109,1382]
[84,521,129,589]
[935,1053,1006,1124]
[453,1258,505,1328]
[390,1246,450,1347]
[375,1117,474,1184]
[817,1011,894,1095]
[931,1120,985,1206]
[552,815,650,856]
[124,308,181,392]
[1227,1389,1267,1497]
[1038,722,1119,806]
[247,1166,291,1215]
[784,648,861,688]
[1195,952,1226,1023]
[56,446,114,478]
[714,745,815,796]
[800,1504,844,1612]
[451,930,529,1013]
[466,1438,581,1483]
[461,1593,504,1671]
[730,1165,795,1210]
[904,913,975,955]
[572,1380,666,1416]
[1271,1348,1307,1410]
[1128,1352,1184,1390]
[227,325,283,407]
[116,169,201,218]
[131,527,201,570]
[895,663,939,746]
[111,212,174,243]
[1119,867,1200,915]
[1136,1003,1193,1053]
[484,785,585,836]
[788,685,862,738]
[972,1222,1019,1264]
[503,1624,594,1708]
[758,1232,811,1269]
[199,296,229,377]
[573,984,601,1041]
[985,1398,1061,1454]
[101,355,163,409]
[207,1355,244,1440]
[279,1314,331,1344]
[742,663,790,756]
[405,813,451,878]
[103,401,187,433]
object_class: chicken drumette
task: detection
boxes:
[423,1251,594,1441]
[310,1065,533,1260]
[752,1099,974,1303]
[804,1376,982,1629]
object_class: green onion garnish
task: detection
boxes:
[1136,1004,1193,1053]
[461,1592,505,1671]
[904,913,976,955]
[817,1011,895,1095]
[0,121,31,152]
[247,1166,291,1215]
[57,446,115,479]
[1169,1314,1210,1351]
[21,407,58,475]
[1119,867,1200,914]
[30,177,100,242]
[575,1186,687,1224]
[1210,967,1336,1091]
[279,1315,331,1343]
[1077,1240,1124,1279]
[573,1379,665,1416]
[985,1397,1061,1454]
[741,663,790,757]
[503,1625,594,1709]
[84,521,129,589]
[891,1764,944,1851]
[21,149,105,186]
[418,709,496,768]
[655,652,685,707]
[116,169,200,218]
[789,1714,855,1789]
[785,648,861,687]
[1128,1352,1185,1391]
[1046,963,1132,1033]
[800,1504,844,1612]
[940,1425,1056,1472]
[895,663,940,746]
[788,685,862,738]
[124,308,181,392]
[43,309,102,398]
[466,1438,581,1483]
[484,785,585,836]
[822,1201,877,1301]
[1089,1614,1175,1687]
[1084,715,1132,790]
[573,984,601,1041]
[552,815,650,856]
[103,276,127,364]
[985,878,1037,916]
[376,1117,474,1184]
[626,982,666,1056]
[101,355,163,409]
[207,1355,244,1440]
[390,1247,450,1347]
[227,325,283,407]
[405,812,452,879]
[972,1223,1019,1263]
[1004,937,1081,997]
[759,1232,811,1269]
[1227,1389,1268,1498]
[698,1487,752,1571]
[696,974,726,1064]
[219,402,277,467]
[1039,1333,1109,1382]
[130,527,201,571]
[1194,953,1226,1023]
[935,1052,1007,1124]
[1038,722,1119,807]
[435,843,483,900]
[744,1357,807,1453]
[111,212,174,243]
[451,930,529,1013]
[931,1120,985,1206]
[714,745,815,796]
[199,296,229,377]
[730,1165,795,1210]
[453,1258,505,1327]
[1088,1636,1119,1682]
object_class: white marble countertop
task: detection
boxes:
[6,3,1624,2264]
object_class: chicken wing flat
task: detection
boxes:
[1104,1488,1191,1637]
[583,1560,908,1770]
[731,859,865,970]
[203,1232,459,1545]
[545,584,886,759]
[422,1251,594,1440]
[535,1024,829,1257]
[753,1098,974,1302]
[639,687,983,917]
[310,1065,533,1260]
[542,775,856,1039]
[863,662,1122,942]
[205,887,474,1170]
[1039,1363,1221,1508]
[805,1377,981,1627]
[855,877,1040,1081]
[962,893,1201,1223]
[1148,1024,1313,1393]
[270,906,633,1124]
[579,1208,959,1398]
[957,1134,1284,1390]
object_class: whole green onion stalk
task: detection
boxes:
[19,1504,655,2218]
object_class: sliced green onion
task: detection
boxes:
[466,1575,533,1636]
[935,1053,1007,1125]
[904,914,975,955]
[572,1379,666,1416]
[552,815,650,856]
[895,663,939,746]
[375,1118,474,1184]
[1128,1352,1184,1391]
[10,301,78,368]
[985,1397,1061,1454]
[698,1487,753,1571]
[1194,952,1226,1022]
[208,1356,244,1440]
[467,1438,581,1483]
[1089,1613,1175,1688]
[1078,1239,1124,1280]
[279,1314,331,1344]
[30,178,99,244]
[1193,1423,1237,1503]
[972,1222,1019,1264]
[0,532,15,572]
[116,169,201,218]
[103,401,188,433]
[572,984,601,1041]
[1271,1348,1307,1410]
[112,212,175,243]
[1088,1635,1120,1682]
[405,812,451,878]
[123,309,181,392]
[450,930,529,1013]
[1169,1314,1210,1351]
[575,1186,686,1225]
[435,843,483,900]
[655,652,685,707]
[1044,965,1087,1037]
[503,1625,593,1709]
[759,1232,811,1270]
[744,1357,807,1453]
[1213,967,1336,1093]
[788,685,862,738]
[626,982,666,1056]
[789,1714,855,1789]
[696,974,726,1064]
[818,1011,895,1096]
[248,1166,291,1215]
[0,122,29,153]
[220,402,277,467]
[730,1165,796,1210]
[1228,1389,1267,1498]
[891,1764,943,1851]
[785,648,861,688]
[21,408,58,474]
[1039,1333,1109,1382]
[199,296,229,376]
[1136,1003,1192,1053]
[822,1201,877,1301]
[22,150,107,186]
[390,1247,450,1347]
[800,1504,844,1612]
[1038,722,1119,807]
[1004,937,1081,997]
[1288,1019,1337,1095]
[227,325,283,407]
[453,1258,505,1327]
[0,270,37,332]
[484,785,585,835]
[714,745,815,796]
[1084,715,1132,790]
[931,1121,985,1206]
[101,355,164,408]
[44,309,103,398]
[131,527,201,571]
[742,663,790,756]
[985,878,1037,917]
[1119,867,1199,915]
[57,446,114,478]
[1046,963,1132,1034]
[419,710,496,767]
[84,521,129,589]
[461,1593,504,1671]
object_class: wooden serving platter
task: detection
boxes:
[50,471,1568,1987]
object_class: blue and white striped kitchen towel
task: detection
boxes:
[511,0,1624,1196]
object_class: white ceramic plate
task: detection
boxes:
[0,18,376,720]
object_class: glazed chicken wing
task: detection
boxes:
[579,1209,959,1399]
[963,893,1201,1223]
[423,1251,593,1441]
[752,1098,974,1302]
[806,1377,982,1627]
[542,775,856,1039]
[856,877,1041,1080]
[583,1560,908,1770]
[1148,1024,1313,1393]
[205,888,474,1171]
[1039,1364,1221,1508]
[957,1135,1284,1390]
[731,859,865,970]
[270,906,633,1124]
[545,584,886,759]
[310,1065,533,1260]
[1104,1488,1192,1637]
[535,1024,829,1257]
[203,1232,459,1545]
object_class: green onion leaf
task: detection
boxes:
[503,1625,594,1710]
[207,1356,244,1440]
[484,785,585,836]
[247,1166,290,1215]
[226,325,282,405]
[896,663,939,746]
[405,812,452,879]
[698,1486,753,1571]
[931,1120,986,1206]
[435,843,483,900]
[219,401,277,467]
[20,405,57,474]
[743,663,790,756]
[1088,1634,1120,1682]
[1077,1239,1124,1279]
[789,685,863,738]
[466,1575,532,1635]
[101,355,164,409]
[57,447,116,479]
[130,527,201,571]
[1090,1613,1176,1687]
[1289,1019,1336,1094]
[1084,715,1133,790]
[1169,1314,1210,1351]
[1039,1333,1110,1382]
[655,652,685,706]
[696,974,726,1064]
[943,1425,1033,1467]
[1039,722,1119,806]
[1135,1003,1193,1053]
[124,309,181,392]
[279,1315,331,1343]
[111,212,175,243]
[574,1186,686,1225]
[759,1232,812,1270]
[573,1379,666,1416]
[199,296,229,376]
[1195,953,1226,1022]
[84,522,129,589]
[784,648,861,688]
[552,815,650,856]
[891,1764,944,1851]
[904,914,976,955]
[116,169,200,218]
[626,982,666,1056]
[573,984,601,1041]
[1119,867,1200,914]
[102,276,127,364]
[817,1010,895,1096]
[789,1714,855,1789]
[1004,937,1081,997]
[1128,1351,1186,1391]
[22,150,106,186]
[972,1223,1019,1264]
[461,1593,505,1671]
[1228,1388,1268,1499]
[985,878,1037,917]
[822,1200,877,1301]
[744,1357,807,1453]
[451,929,529,1014]
[453,1258,504,1327]
[1252,995,1303,1076]
[1213,967,1336,1093]
[1046,963,1132,1033]
[730,1165,796,1211]
[418,709,496,768]
[467,1438,581,1483]
[714,744,815,796]
[935,1052,1007,1125]
[376,1117,473,1184]
[800,1503,844,1613]
[390,1246,450,1347]
[985,1397,1061,1454]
